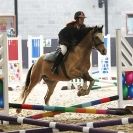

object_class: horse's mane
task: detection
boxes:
[58,26,95,46]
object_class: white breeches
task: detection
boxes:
[60,45,67,55]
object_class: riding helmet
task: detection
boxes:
[74,11,86,20]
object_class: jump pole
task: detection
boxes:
[6,127,57,133]
[0,115,125,133]
[91,84,116,90]
[9,103,128,115]
[94,79,117,85]
[79,117,133,128]
[27,95,119,119]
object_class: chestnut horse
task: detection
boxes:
[17,26,107,113]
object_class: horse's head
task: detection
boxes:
[91,26,107,55]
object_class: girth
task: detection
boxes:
[61,62,71,80]
[60,49,72,80]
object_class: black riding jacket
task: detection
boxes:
[58,21,86,47]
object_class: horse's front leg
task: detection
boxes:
[77,73,95,96]
[87,74,95,91]
[77,80,88,96]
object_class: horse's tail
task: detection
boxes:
[21,64,34,99]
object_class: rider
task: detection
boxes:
[51,11,86,74]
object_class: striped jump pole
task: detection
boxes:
[27,95,119,119]
[91,72,117,80]
[91,70,99,74]
[0,115,125,133]
[27,111,59,119]
[79,117,133,129]
[99,77,117,80]
[9,103,130,115]
[94,79,117,86]
[72,95,119,108]
[91,85,116,90]
[9,103,121,115]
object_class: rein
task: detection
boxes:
[95,41,104,46]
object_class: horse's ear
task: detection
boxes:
[93,26,97,33]
[95,26,97,29]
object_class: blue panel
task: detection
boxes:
[104,37,107,48]
[32,39,40,58]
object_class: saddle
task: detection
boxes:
[44,51,59,62]
[44,45,74,62]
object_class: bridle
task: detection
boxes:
[92,32,104,49]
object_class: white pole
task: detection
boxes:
[116,29,122,108]
[0,33,9,115]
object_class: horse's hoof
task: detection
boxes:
[45,101,49,106]
[77,90,85,96]
[77,91,81,96]
[85,90,90,95]
[16,109,21,114]
[77,89,89,97]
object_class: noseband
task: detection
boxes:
[95,41,104,47]
[92,35,104,49]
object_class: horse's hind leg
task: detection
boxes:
[16,73,42,113]
[87,75,95,90]
[44,80,58,105]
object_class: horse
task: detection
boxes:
[16,25,107,113]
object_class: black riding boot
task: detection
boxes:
[51,52,64,74]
